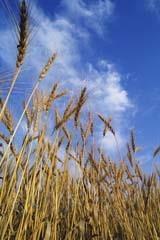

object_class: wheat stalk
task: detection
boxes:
[0,0,29,123]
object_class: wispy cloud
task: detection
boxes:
[146,0,160,15]
[61,0,114,35]
[0,0,134,152]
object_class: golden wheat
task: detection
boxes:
[0,2,159,239]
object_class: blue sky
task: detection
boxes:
[1,0,160,171]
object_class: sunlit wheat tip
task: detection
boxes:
[39,53,57,81]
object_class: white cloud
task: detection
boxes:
[82,62,133,152]
[100,131,124,152]
[87,63,132,114]
[0,0,133,153]
[61,0,114,35]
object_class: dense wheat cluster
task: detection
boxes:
[0,1,160,239]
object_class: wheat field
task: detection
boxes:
[0,1,160,239]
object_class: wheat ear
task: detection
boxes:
[0,53,57,168]
[0,0,29,122]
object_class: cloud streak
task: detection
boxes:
[61,0,114,35]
